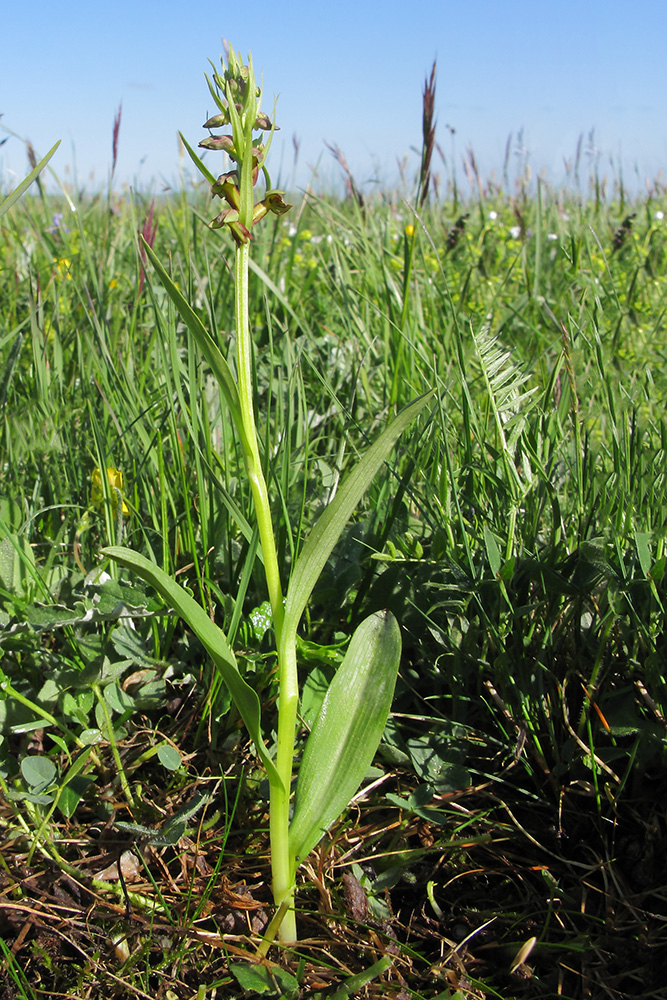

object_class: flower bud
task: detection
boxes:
[203,112,229,129]
[199,134,236,153]
[255,112,278,132]
[228,220,252,246]
[250,143,266,178]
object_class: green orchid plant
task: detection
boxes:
[102,46,432,946]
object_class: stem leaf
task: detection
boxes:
[283,391,434,640]
[101,546,280,785]
[288,609,401,862]
[140,238,247,446]
[178,131,217,186]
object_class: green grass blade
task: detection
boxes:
[0,141,60,219]
[101,546,280,786]
[288,610,401,862]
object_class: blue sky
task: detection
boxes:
[2,1,666,196]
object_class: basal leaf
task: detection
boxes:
[288,610,401,863]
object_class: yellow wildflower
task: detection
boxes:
[54,257,72,280]
[91,467,129,516]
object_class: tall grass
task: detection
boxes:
[2,133,667,992]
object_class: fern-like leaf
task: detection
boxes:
[471,320,538,494]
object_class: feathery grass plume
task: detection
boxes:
[326,142,364,213]
[512,202,527,239]
[26,142,44,200]
[443,122,458,205]
[418,59,436,208]
[138,199,157,295]
[445,213,470,252]
[612,212,636,252]
[111,103,122,176]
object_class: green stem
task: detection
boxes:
[92,683,135,810]
[0,678,83,748]
[234,241,284,633]
[270,635,299,942]
[234,236,299,943]
[390,226,417,407]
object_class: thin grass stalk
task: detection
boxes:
[560,320,584,523]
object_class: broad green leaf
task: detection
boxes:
[157,743,182,771]
[283,392,433,640]
[20,755,57,792]
[101,547,280,786]
[58,775,94,819]
[483,525,502,578]
[230,962,299,997]
[0,532,35,600]
[1,575,165,641]
[635,530,653,579]
[79,729,103,745]
[0,141,60,220]
[104,682,135,715]
[140,238,247,447]
[6,788,54,806]
[288,610,401,863]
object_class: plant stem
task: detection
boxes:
[234,235,299,942]
[234,241,284,633]
[92,683,135,810]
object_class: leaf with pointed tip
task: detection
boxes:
[283,392,434,642]
[0,141,60,220]
[101,547,280,786]
[140,239,248,450]
[288,610,401,863]
[178,130,217,186]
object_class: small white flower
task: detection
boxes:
[547,233,558,241]
[488,210,498,221]
[655,210,664,221]
[509,225,521,239]
[288,224,298,237]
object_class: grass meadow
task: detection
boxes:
[1,114,667,999]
